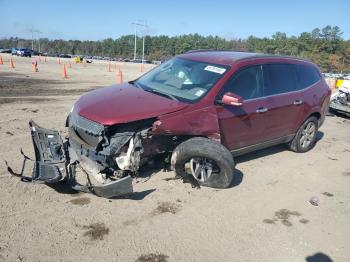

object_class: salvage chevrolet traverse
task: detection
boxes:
[7,51,331,198]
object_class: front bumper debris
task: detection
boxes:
[5,120,133,198]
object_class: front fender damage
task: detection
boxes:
[5,120,133,198]
[152,105,221,142]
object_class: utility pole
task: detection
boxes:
[142,28,145,63]
[37,32,41,52]
[132,23,137,60]
[28,28,41,51]
[132,21,148,63]
[30,30,34,50]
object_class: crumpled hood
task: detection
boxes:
[74,83,188,126]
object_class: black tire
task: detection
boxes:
[171,137,234,188]
[289,116,318,153]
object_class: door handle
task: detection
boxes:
[293,100,303,105]
[256,107,268,113]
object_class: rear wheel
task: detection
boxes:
[171,137,234,188]
[289,116,318,153]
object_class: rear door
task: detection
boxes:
[216,65,268,150]
[262,63,304,141]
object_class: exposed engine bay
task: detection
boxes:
[6,110,180,198]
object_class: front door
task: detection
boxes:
[216,65,268,150]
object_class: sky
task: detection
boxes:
[0,0,349,41]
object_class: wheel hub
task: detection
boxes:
[300,122,316,148]
[189,157,215,182]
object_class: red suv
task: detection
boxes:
[10,51,331,198]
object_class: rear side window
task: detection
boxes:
[220,65,263,100]
[263,64,298,96]
[296,64,320,89]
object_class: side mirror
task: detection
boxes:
[222,92,243,106]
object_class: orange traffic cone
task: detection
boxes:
[117,69,123,84]
[32,63,39,72]
[62,64,67,79]
[140,63,144,72]
[0,55,3,65]
[9,58,15,68]
[58,58,61,64]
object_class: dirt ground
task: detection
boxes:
[0,54,349,262]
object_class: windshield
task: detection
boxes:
[134,57,229,103]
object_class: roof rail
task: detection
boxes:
[185,49,217,53]
[184,50,312,63]
[185,49,258,54]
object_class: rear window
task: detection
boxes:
[263,64,298,96]
[296,64,320,89]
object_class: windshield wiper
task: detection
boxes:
[131,81,143,89]
[146,89,179,102]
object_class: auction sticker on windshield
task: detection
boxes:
[204,65,226,74]
[195,89,205,96]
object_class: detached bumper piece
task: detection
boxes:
[5,120,133,198]
[31,121,67,182]
[5,149,63,183]
[69,166,133,199]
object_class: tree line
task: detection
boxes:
[1,25,349,73]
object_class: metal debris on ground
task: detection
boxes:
[309,196,319,206]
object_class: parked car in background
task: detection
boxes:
[11,48,18,55]
[59,54,71,58]
[17,48,32,57]
[152,60,162,65]
[73,56,84,63]
[45,52,59,57]
[0,48,11,53]
[130,58,142,63]
[84,56,93,63]
[329,79,350,117]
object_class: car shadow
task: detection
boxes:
[235,131,324,164]
[306,252,333,262]
[316,131,324,142]
[112,189,156,200]
[328,109,350,119]
[230,168,244,188]
[235,144,287,164]
[46,181,156,200]
[45,181,82,195]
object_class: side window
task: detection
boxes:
[296,64,320,89]
[263,64,298,96]
[220,65,262,100]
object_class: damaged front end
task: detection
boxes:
[329,86,350,117]
[6,111,167,198]
[6,90,222,198]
